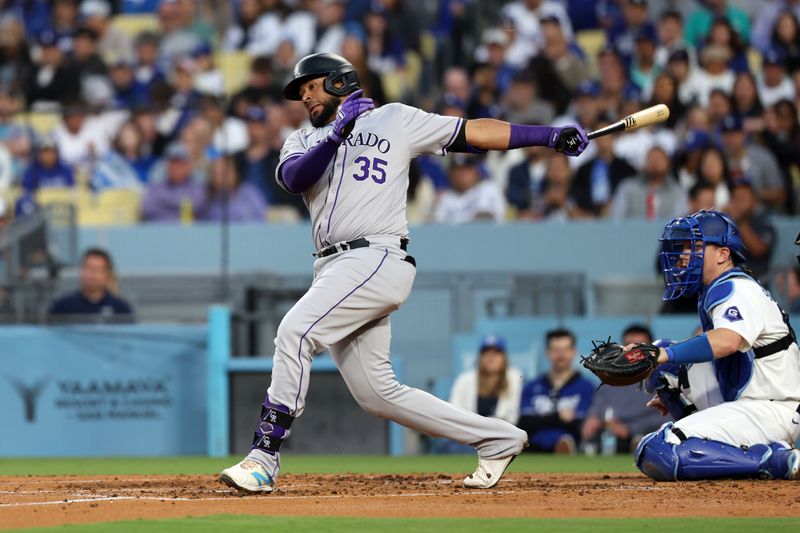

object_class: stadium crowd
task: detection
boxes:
[0,0,797,229]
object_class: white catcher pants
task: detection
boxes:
[265,239,526,459]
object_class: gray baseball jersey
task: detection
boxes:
[277,103,464,248]
[244,103,527,481]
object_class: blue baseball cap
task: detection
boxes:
[720,114,743,133]
[37,30,58,47]
[244,106,267,122]
[575,80,600,98]
[684,129,711,151]
[763,47,786,67]
[479,335,506,354]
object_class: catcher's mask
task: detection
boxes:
[283,53,360,101]
[659,210,747,301]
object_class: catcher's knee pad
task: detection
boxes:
[636,425,794,481]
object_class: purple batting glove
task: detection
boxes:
[328,89,374,143]
[548,125,589,156]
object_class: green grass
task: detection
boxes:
[0,453,637,477]
[9,516,800,533]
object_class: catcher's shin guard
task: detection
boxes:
[635,423,799,481]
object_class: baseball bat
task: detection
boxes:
[586,104,670,140]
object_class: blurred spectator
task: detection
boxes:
[312,0,346,54]
[108,57,145,109]
[340,33,386,106]
[21,136,74,193]
[770,10,800,72]
[580,324,664,454]
[230,56,283,116]
[774,266,800,313]
[0,16,33,95]
[192,43,224,97]
[433,154,506,223]
[0,91,23,141]
[685,0,750,48]
[595,48,639,119]
[705,17,749,73]
[362,4,406,76]
[449,335,523,425]
[442,66,472,106]
[196,155,266,222]
[655,10,690,68]
[25,30,81,109]
[645,72,687,128]
[49,248,134,322]
[158,0,203,70]
[758,48,796,107]
[612,99,678,169]
[50,0,79,51]
[90,124,147,192]
[688,180,718,212]
[79,0,134,66]
[221,0,271,54]
[719,113,786,210]
[141,144,205,222]
[535,153,581,221]
[475,27,517,96]
[611,146,686,220]
[133,32,166,98]
[199,95,249,155]
[233,106,305,216]
[281,1,317,59]
[518,328,594,454]
[501,70,554,125]
[732,71,765,121]
[752,0,800,53]
[540,15,588,92]
[666,49,702,106]
[725,181,776,279]
[70,27,106,79]
[52,101,110,175]
[629,25,660,91]
[675,128,713,185]
[694,45,735,106]
[571,133,637,217]
[707,87,734,130]
[608,0,656,63]
[502,0,573,68]
[505,146,549,214]
[467,62,502,119]
[694,145,731,209]
[761,98,800,213]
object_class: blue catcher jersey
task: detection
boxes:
[698,268,800,402]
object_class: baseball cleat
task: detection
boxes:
[786,449,800,480]
[463,453,519,489]
[220,459,275,493]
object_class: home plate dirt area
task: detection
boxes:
[0,473,797,529]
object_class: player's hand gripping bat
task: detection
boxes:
[587,104,670,140]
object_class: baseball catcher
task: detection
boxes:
[587,210,800,481]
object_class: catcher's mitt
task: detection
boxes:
[581,339,660,386]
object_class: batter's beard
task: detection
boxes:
[309,95,340,128]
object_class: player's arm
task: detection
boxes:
[652,328,745,365]
[278,90,374,194]
[448,119,589,157]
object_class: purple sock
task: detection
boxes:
[508,124,556,150]
[251,396,293,455]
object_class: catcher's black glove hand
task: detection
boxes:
[581,339,660,386]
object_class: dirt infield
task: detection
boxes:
[1,472,798,529]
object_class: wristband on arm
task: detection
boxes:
[508,124,556,150]
[664,333,715,364]
[278,137,340,194]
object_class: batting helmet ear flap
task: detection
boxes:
[283,53,360,100]
[323,67,360,98]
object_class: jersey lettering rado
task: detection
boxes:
[278,103,462,249]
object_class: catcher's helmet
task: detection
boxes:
[659,210,747,300]
[283,53,360,101]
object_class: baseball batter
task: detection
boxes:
[635,210,800,481]
[220,53,589,493]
